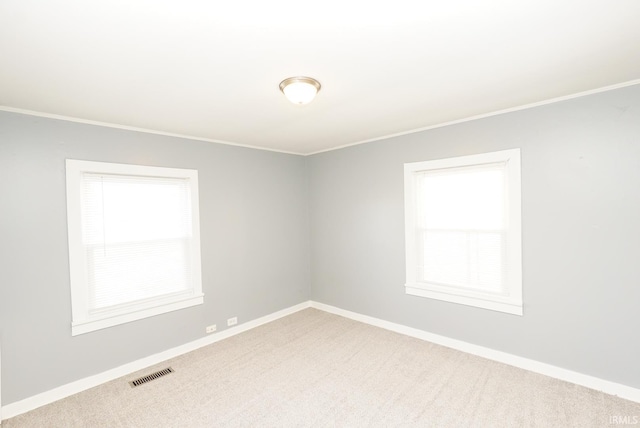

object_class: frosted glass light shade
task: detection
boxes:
[279,76,321,105]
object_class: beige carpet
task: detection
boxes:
[4,308,640,427]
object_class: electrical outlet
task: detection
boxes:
[205,324,216,334]
[227,317,237,327]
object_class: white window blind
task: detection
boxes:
[82,174,194,312]
[66,160,203,335]
[404,149,522,315]
[416,163,506,294]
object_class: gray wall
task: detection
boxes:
[0,113,311,404]
[2,83,639,407]
[308,84,640,389]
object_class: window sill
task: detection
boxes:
[405,284,522,316]
[71,294,204,336]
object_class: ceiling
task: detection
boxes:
[1,1,639,155]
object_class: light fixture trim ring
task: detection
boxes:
[279,76,322,94]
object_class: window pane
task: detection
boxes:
[87,239,191,311]
[416,162,507,295]
[81,173,194,312]
[418,165,504,230]
[404,149,521,315]
[82,174,191,245]
[420,230,505,294]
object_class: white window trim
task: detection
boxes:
[404,149,522,315]
[66,159,204,335]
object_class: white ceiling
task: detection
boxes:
[1,1,639,155]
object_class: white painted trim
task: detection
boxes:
[404,149,522,315]
[309,301,640,404]
[306,78,640,155]
[405,286,523,316]
[71,295,205,336]
[0,106,303,156]
[1,341,3,425]
[65,160,205,336]
[1,301,312,420]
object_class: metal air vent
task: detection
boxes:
[129,367,174,388]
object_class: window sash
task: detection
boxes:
[66,160,204,335]
[404,149,522,315]
[417,228,507,295]
[86,238,193,313]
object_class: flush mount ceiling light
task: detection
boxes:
[279,76,321,105]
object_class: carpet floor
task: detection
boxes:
[4,308,640,427]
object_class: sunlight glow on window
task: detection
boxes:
[416,163,507,294]
[81,174,193,311]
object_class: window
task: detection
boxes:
[66,160,204,335]
[404,149,522,315]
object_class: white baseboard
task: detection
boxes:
[1,301,312,420]
[310,301,640,404]
[1,341,3,425]
[3,299,639,421]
